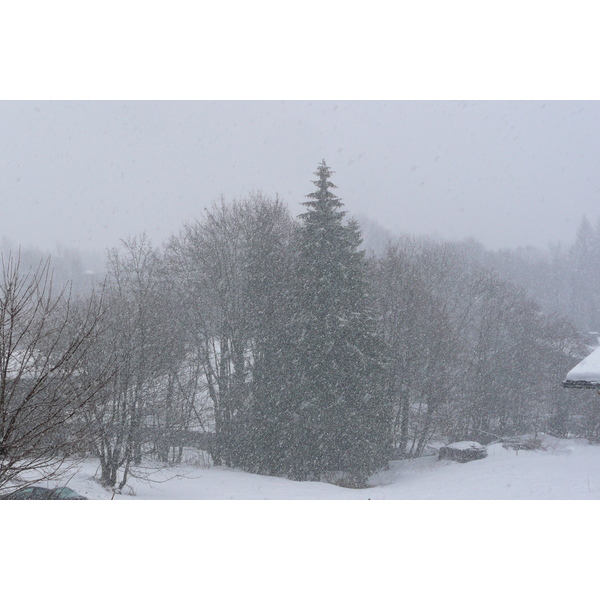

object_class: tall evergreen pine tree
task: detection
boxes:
[291,160,390,484]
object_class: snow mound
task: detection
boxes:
[445,441,484,450]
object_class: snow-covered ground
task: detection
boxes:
[8,434,599,500]
[5,436,598,598]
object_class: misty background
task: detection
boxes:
[2,100,599,255]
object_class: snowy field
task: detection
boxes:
[22,434,600,500]
[5,436,599,599]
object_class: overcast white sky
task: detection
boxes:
[2,100,599,253]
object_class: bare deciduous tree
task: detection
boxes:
[165,195,281,466]
[0,253,109,491]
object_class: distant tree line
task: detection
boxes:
[0,161,593,491]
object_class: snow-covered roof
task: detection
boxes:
[563,346,600,388]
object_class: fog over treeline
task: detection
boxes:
[1,162,599,491]
[359,211,600,336]
[5,204,599,335]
